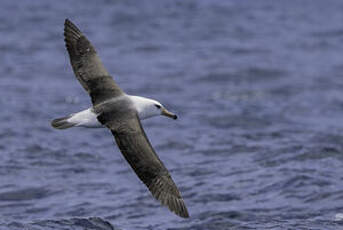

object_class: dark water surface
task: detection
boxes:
[1,0,343,229]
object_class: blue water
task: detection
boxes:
[1,0,343,229]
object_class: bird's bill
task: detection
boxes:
[161,108,178,120]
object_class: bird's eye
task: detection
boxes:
[155,104,161,109]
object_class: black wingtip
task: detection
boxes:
[64,19,81,33]
[177,199,190,218]
[148,176,190,218]
[64,18,76,27]
[63,18,83,49]
[64,18,73,29]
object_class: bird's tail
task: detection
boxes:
[51,115,76,129]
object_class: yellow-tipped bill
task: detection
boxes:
[161,108,178,120]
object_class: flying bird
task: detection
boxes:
[51,19,189,218]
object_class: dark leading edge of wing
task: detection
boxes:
[102,114,189,218]
[64,19,124,105]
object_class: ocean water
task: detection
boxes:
[1,0,343,229]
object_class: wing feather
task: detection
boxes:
[64,19,124,105]
[107,115,189,218]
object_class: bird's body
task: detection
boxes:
[51,19,189,218]
[52,95,164,129]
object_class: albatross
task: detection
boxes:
[51,19,189,218]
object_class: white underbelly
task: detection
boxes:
[68,107,104,128]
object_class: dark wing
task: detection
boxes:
[101,114,189,218]
[64,19,124,105]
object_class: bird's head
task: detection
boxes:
[152,101,178,120]
[130,96,178,120]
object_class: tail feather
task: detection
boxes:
[51,115,75,129]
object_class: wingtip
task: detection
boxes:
[157,195,189,218]
[64,18,79,31]
[63,19,82,44]
[148,176,190,218]
[181,212,190,218]
[64,18,75,26]
[174,198,190,218]
[64,18,73,28]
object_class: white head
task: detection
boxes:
[129,95,178,120]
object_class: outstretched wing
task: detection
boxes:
[64,19,124,105]
[101,113,189,218]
